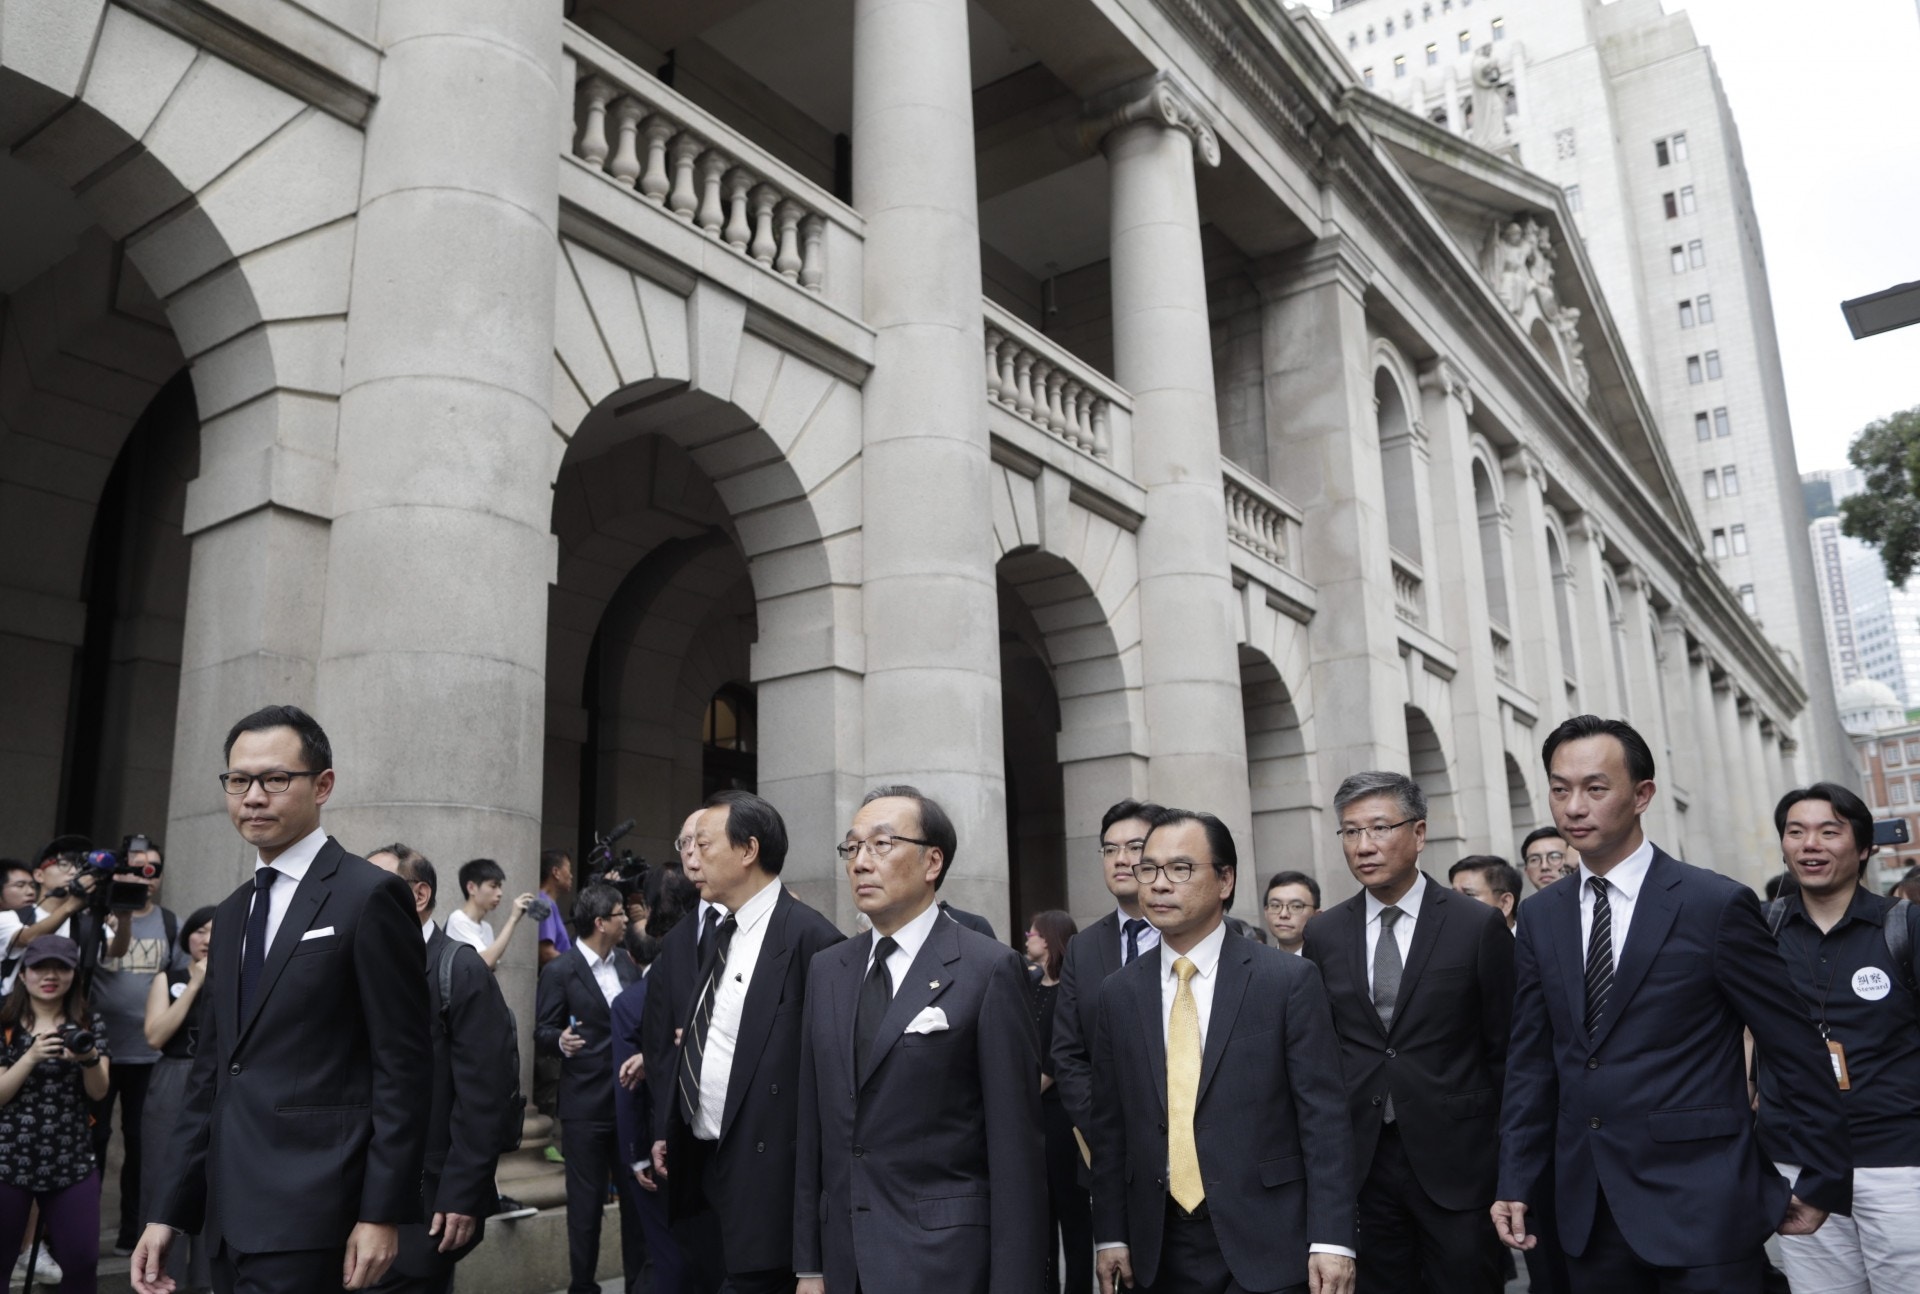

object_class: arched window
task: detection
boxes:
[702,683,758,795]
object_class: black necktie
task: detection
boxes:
[1123,917,1148,965]
[1585,878,1614,1035]
[677,913,737,1127]
[854,936,898,1079]
[1373,906,1404,1123]
[696,905,719,966]
[240,867,279,1016]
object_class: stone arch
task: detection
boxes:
[1404,659,1463,867]
[1504,751,1536,853]
[1542,508,1579,697]
[1371,347,1423,563]
[1235,585,1320,891]
[1470,454,1511,630]
[1601,568,1631,719]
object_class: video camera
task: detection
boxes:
[47,832,159,912]
[583,818,649,896]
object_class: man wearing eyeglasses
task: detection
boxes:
[1302,771,1515,1294]
[794,784,1045,1294]
[133,704,430,1294]
[1521,827,1574,895]
[1264,872,1322,955]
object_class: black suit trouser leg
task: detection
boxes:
[668,1135,728,1294]
[563,1118,640,1294]
[212,1242,348,1294]
[1567,1189,1764,1294]
[1135,1199,1305,1294]
[1522,1167,1570,1294]
[367,1172,483,1294]
[1043,1097,1093,1294]
[1355,1124,1501,1294]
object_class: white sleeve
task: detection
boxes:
[444,909,490,952]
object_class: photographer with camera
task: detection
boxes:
[443,860,539,972]
[0,935,111,1291]
[0,839,96,993]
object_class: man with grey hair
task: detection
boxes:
[1303,771,1515,1294]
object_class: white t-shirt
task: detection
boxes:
[0,906,74,994]
[443,907,493,954]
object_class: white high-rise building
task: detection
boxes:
[1311,0,1852,775]
[1806,468,1920,709]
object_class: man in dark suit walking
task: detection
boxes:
[132,705,431,1294]
[536,883,644,1294]
[1303,771,1515,1294]
[794,784,1045,1294]
[1090,807,1355,1294]
[650,790,843,1292]
[363,845,519,1294]
[612,973,686,1294]
[641,811,725,1141]
[1494,715,1852,1292]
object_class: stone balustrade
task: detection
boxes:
[567,40,837,295]
[1491,623,1515,684]
[982,300,1129,468]
[1222,459,1304,576]
[1391,549,1425,628]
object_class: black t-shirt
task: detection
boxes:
[1760,889,1920,1168]
[0,1012,112,1191]
[158,966,204,1061]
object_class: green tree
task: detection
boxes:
[1841,405,1920,586]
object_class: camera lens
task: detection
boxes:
[527,898,552,923]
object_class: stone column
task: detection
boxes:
[1098,75,1253,891]
[1419,361,1505,851]
[852,0,1009,929]
[1501,448,1571,723]
[1657,611,1707,861]
[1615,567,1678,846]
[1739,699,1775,885]
[313,1,564,1053]
[1565,514,1620,719]
[1710,671,1761,882]
[1259,238,1405,903]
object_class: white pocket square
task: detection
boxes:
[904,1006,948,1034]
[300,926,336,941]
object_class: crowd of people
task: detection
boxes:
[0,702,1911,1294]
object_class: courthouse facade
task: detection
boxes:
[1,0,1823,966]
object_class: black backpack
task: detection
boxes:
[1764,896,1918,996]
[431,939,525,1153]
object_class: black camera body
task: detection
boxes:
[57,1022,96,1056]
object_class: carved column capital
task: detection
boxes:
[1085,72,1222,168]
[1499,443,1546,492]
[1566,512,1605,553]
[1417,358,1475,416]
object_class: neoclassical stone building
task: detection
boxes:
[1,0,1816,974]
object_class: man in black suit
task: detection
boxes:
[1091,807,1355,1294]
[641,811,725,1130]
[794,784,1045,1294]
[650,790,843,1292]
[132,705,431,1294]
[1303,771,1515,1294]
[940,900,997,939]
[1494,715,1851,1292]
[363,845,519,1294]
[536,882,644,1294]
[612,974,687,1294]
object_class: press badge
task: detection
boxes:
[1828,1040,1851,1091]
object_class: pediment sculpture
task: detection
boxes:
[1482,216,1591,401]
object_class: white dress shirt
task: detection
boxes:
[420,920,433,943]
[247,825,329,959]
[1577,836,1655,970]
[691,878,781,1140]
[1118,905,1161,965]
[1364,872,1428,993]
[866,898,943,993]
[583,942,624,1008]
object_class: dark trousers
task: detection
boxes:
[668,1134,791,1294]
[1043,1098,1093,1294]
[1138,1199,1305,1294]
[0,1173,101,1293]
[562,1118,643,1294]
[89,1058,153,1246]
[1523,1167,1571,1294]
[1355,1124,1500,1294]
[368,1171,485,1294]
[1567,1190,1764,1294]
[631,1166,686,1294]
[212,1241,347,1294]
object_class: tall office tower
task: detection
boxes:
[1805,468,1920,709]
[1312,0,1851,775]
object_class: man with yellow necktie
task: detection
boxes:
[1088,807,1357,1294]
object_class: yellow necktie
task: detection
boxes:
[1168,956,1204,1211]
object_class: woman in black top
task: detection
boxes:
[139,905,213,1292]
[1025,909,1088,1294]
[0,934,111,1291]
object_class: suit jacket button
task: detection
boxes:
[1587,1058,1599,1070]
[770,1083,779,1095]
[229,1063,241,1076]
[756,1141,766,1153]
[1385,1048,1396,1058]
[1371,1095,1383,1107]
[1589,1117,1602,1129]
[852,1145,865,1158]
[1158,1122,1168,1133]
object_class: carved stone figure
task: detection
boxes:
[1486,221,1532,315]
[1470,55,1508,151]
[1527,220,1562,319]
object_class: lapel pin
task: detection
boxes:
[929,980,940,989]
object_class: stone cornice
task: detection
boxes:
[1085,72,1222,166]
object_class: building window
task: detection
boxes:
[1671,245,1687,275]
[1556,129,1578,160]
[1694,412,1712,441]
[1739,584,1757,615]
[1459,30,1471,52]
[1891,743,1907,768]
[1703,469,1721,499]
[1688,239,1706,267]
[1427,41,1439,64]
[1672,131,1689,160]
[1663,191,1679,219]
[1705,349,1722,379]
[1908,739,1920,761]
[1714,407,1731,437]
[1687,355,1704,384]
[1444,0,1453,9]
[1697,293,1714,322]
[1656,139,1670,166]
[1711,528,1729,558]
[1722,462,1738,494]
[1731,523,1748,554]
[1424,3,1434,17]
[1350,32,1359,51]
[1368,26,1377,43]
[1429,105,1450,125]
[1679,299,1695,328]
[1895,780,1910,805]
[1679,185,1697,213]
[1564,182,1582,210]
[1492,17,1506,39]
[1364,67,1376,87]
[1386,19,1396,36]
[1395,55,1408,77]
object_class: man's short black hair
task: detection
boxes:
[574,881,624,938]
[861,785,957,887]
[0,860,30,886]
[1450,855,1523,908]
[459,858,506,899]
[540,848,572,886]
[34,835,92,869]
[1100,799,1166,840]
[705,789,788,876]
[224,704,332,772]
[371,842,436,913]
[1520,826,1568,855]
[1773,782,1876,855]
[1265,870,1321,908]
[1541,714,1656,784]
[1143,807,1238,878]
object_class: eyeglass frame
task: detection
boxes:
[1333,818,1420,846]
[1524,849,1569,865]
[1128,859,1209,884]
[217,770,323,796]
[835,835,933,862]
[1263,898,1314,914]
[1098,838,1149,860]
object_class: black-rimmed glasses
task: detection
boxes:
[218,770,321,796]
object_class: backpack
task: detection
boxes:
[1765,895,1919,996]
[431,938,526,1153]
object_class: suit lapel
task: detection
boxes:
[572,950,606,1024]
[1392,877,1447,1035]
[1550,875,1588,1032]
[1589,851,1681,1052]
[1196,936,1251,1105]
[235,841,338,1048]
[1095,911,1124,980]
[857,917,959,1092]
[837,931,870,1087]
[1347,899,1386,1041]
[720,890,794,1139]
[1132,954,1168,1114]
[214,881,252,1047]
